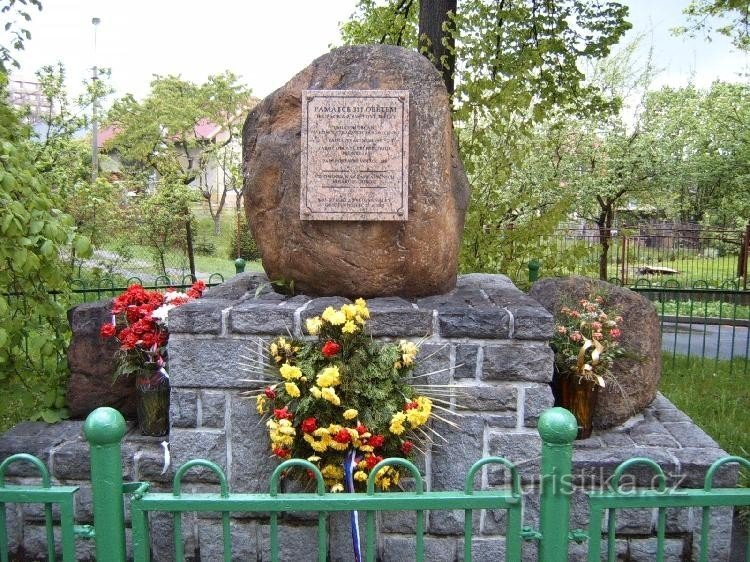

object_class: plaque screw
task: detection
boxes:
[399,96,405,102]
[397,209,404,216]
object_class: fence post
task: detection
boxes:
[537,407,578,561]
[235,257,246,274]
[83,407,127,562]
[528,259,540,282]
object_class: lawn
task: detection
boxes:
[659,354,749,456]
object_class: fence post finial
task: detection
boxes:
[235,258,246,274]
[84,407,128,562]
[537,407,578,560]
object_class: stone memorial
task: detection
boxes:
[243,44,470,297]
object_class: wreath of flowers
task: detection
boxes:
[100,280,206,382]
[244,299,454,492]
[550,294,624,387]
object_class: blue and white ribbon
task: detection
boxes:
[344,449,362,562]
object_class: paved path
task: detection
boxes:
[662,322,749,360]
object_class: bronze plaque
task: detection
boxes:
[300,89,409,221]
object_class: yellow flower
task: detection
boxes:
[305,316,322,335]
[399,340,419,367]
[343,409,358,420]
[307,455,321,463]
[342,320,358,334]
[256,394,267,415]
[354,298,370,319]
[321,464,344,481]
[330,483,344,493]
[322,306,346,326]
[284,382,301,398]
[342,304,359,320]
[310,386,322,399]
[279,363,302,380]
[389,411,407,435]
[304,433,330,452]
[321,387,341,406]
[354,470,368,482]
[406,396,432,428]
[316,365,341,388]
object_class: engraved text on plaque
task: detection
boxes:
[300,89,409,221]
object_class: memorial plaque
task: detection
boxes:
[300,89,409,221]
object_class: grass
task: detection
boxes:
[655,300,750,319]
[659,354,750,457]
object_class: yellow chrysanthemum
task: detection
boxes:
[342,304,359,320]
[354,470,368,482]
[284,382,301,398]
[321,464,344,480]
[307,455,321,463]
[399,340,419,367]
[310,386,322,399]
[279,363,302,380]
[316,365,341,388]
[354,298,370,318]
[256,394,267,415]
[305,316,323,336]
[321,387,341,406]
[389,411,407,435]
[342,320,358,334]
[322,306,346,326]
[330,483,344,493]
[304,433,330,453]
[343,409,358,420]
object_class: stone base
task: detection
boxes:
[0,395,739,560]
[0,273,740,560]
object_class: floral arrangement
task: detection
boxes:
[244,299,454,492]
[550,294,624,387]
[99,280,206,383]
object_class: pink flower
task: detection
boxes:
[610,328,622,339]
[557,326,567,334]
[591,322,602,331]
[570,310,581,319]
[592,332,603,340]
[570,331,583,342]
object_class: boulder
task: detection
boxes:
[66,299,136,418]
[243,45,471,298]
[529,277,661,429]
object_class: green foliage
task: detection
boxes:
[660,354,749,456]
[0,0,42,71]
[0,72,90,424]
[135,182,197,276]
[228,214,260,261]
[675,0,750,51]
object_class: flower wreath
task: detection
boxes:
[245,299,451,492]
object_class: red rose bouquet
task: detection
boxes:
[100,280,206,385]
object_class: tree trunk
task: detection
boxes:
[596,205,615,281]
[419,0,457,95]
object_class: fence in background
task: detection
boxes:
[509,223,749,290]
[1,407,748,561]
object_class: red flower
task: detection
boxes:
[356,423,369,435]
[365,454,383,470]
[321,340,341,358]
[401,441,414,455]
[610,328,622,339]
[100,324,116,338]
[272,446,290,459]
[273,407,294,421]
[301,417,318,433]
[368,434,385,448]
[264,387,277,399]
[333,429,351,444]
[404,401,419,411]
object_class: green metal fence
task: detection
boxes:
[1,407,749,561]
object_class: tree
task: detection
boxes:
[675,0,750,51]
[0,0,42,71]
[105,73,252,273]
[340,1,632,274]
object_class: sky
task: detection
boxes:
[9,0,749,104]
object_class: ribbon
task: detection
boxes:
[344,449,362,562]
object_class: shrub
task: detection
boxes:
[228,215,260,261]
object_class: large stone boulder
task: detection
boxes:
[529,276,661,429]
[243,45,471,298]
[66,299,136,419]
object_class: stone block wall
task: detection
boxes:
[0,272,740,560]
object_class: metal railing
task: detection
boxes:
[1,407,748,561]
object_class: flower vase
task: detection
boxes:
[135,366,170,437]
[555,372,599,440]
